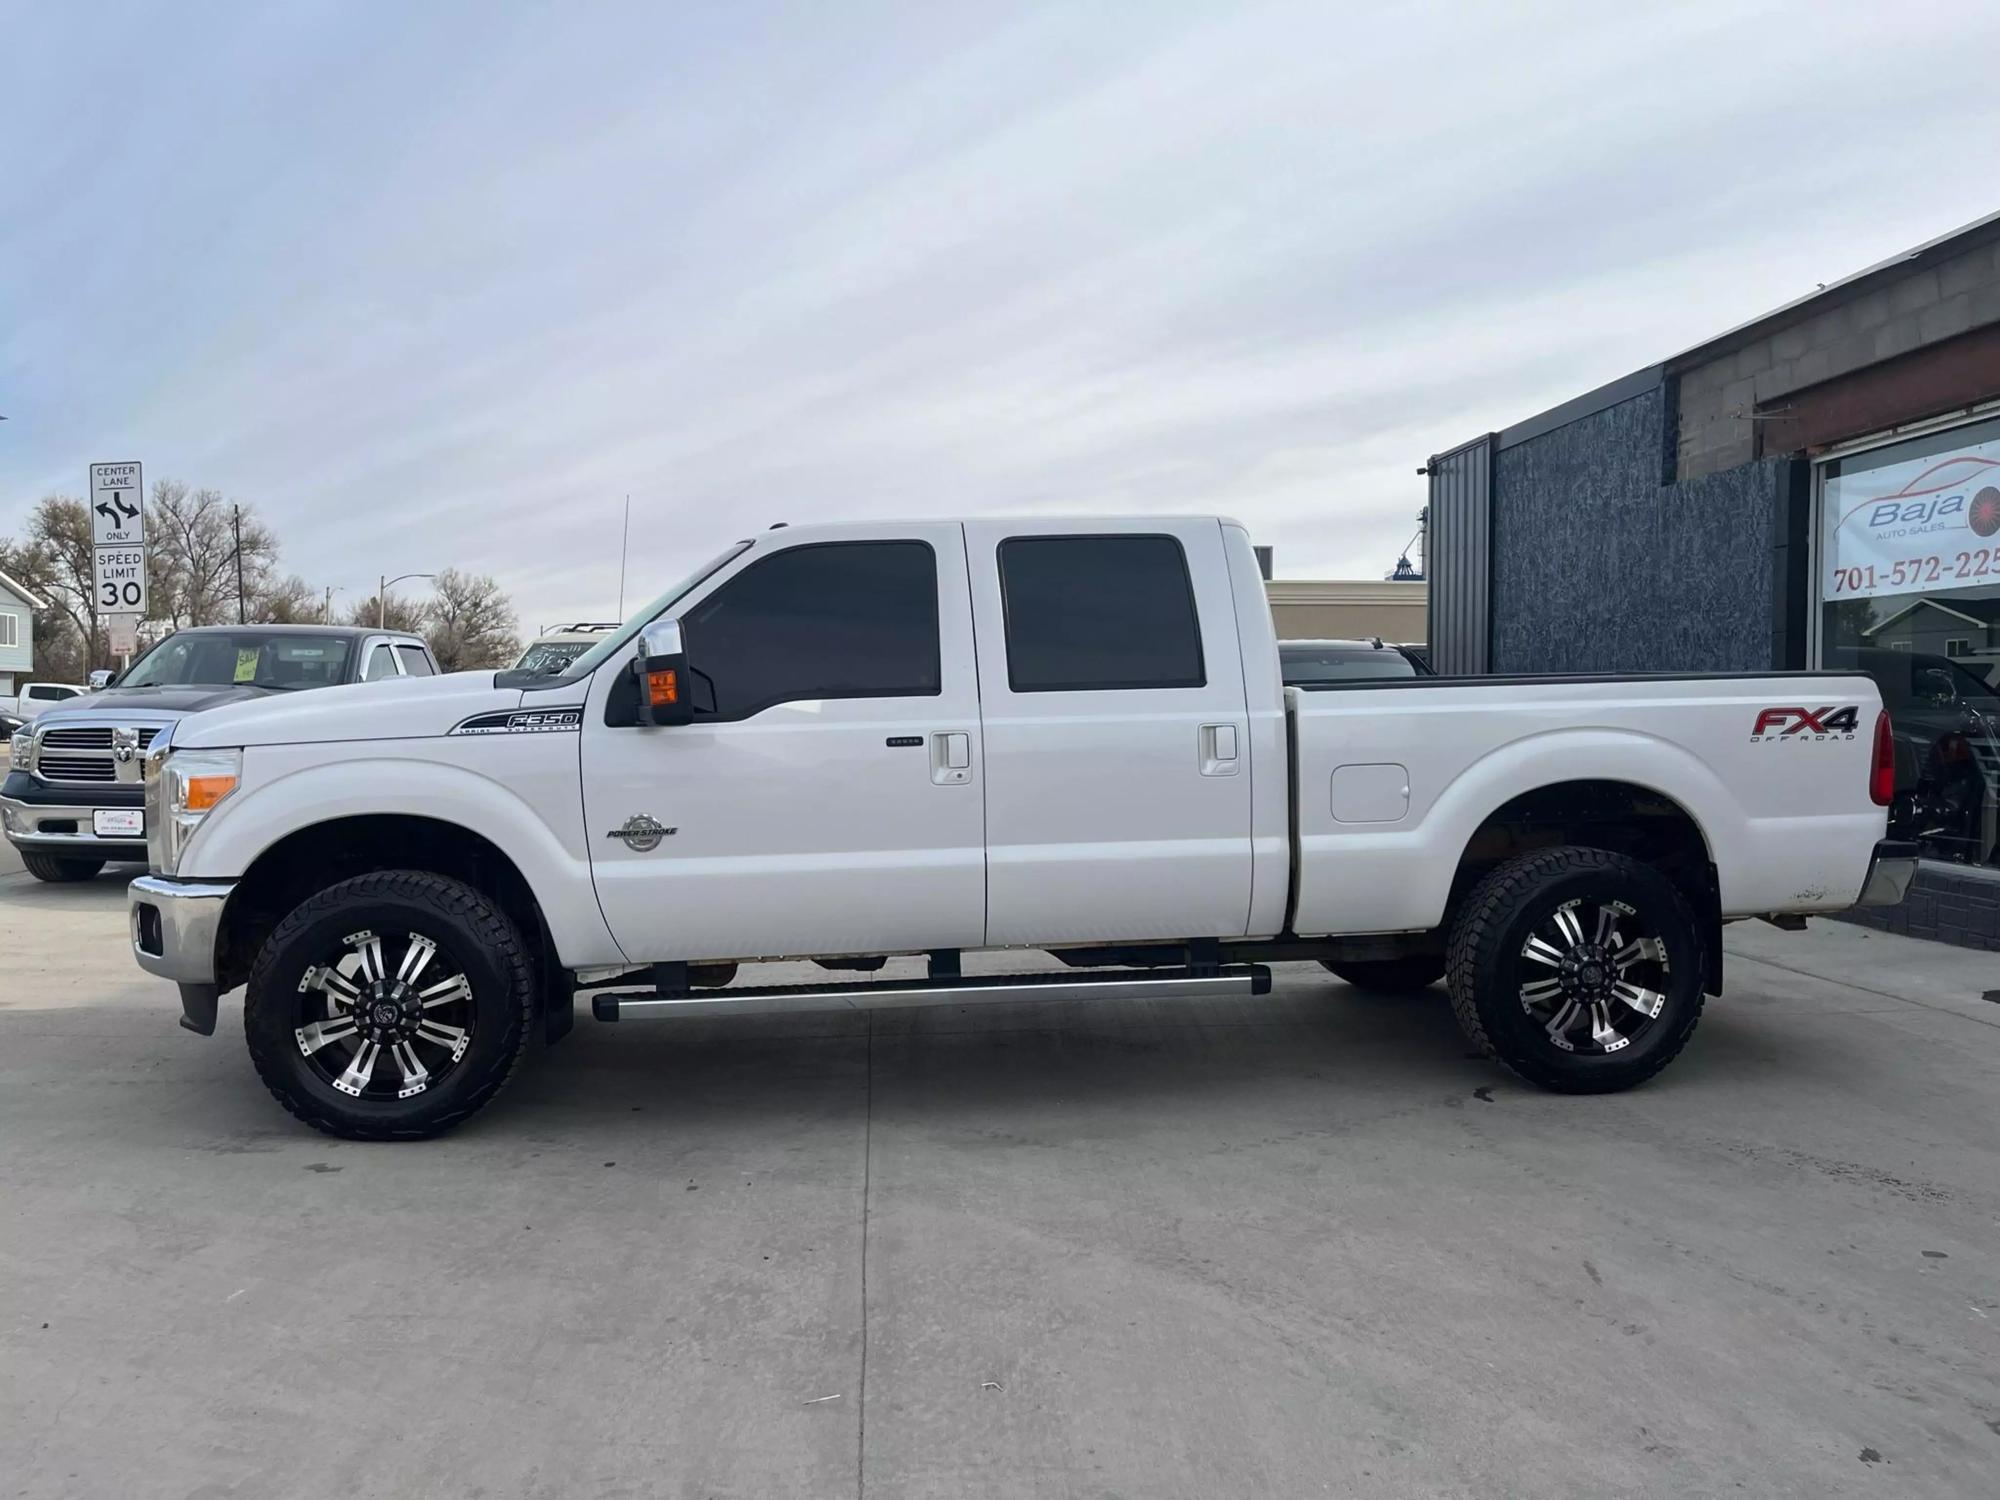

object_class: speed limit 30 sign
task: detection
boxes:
[94,546,148,614]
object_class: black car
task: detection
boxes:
[3,625,438,883]
[1278,637,1434,686]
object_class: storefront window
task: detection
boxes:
[1819,412,2000,868]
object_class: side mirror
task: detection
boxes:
[88,670,116,691]
[633,621,693,727]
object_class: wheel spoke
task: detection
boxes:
[348,931,387,984]
[1522,935,1566,969]
[334,1039,382,1096]
[392,1041,431,1098]
[415,1019,471,1060]
[418,974,472,1009]
[1611,980,1665,1019]
[1545,997,1582,1045]
[1594,904,1622,947]
[1551,905,1585,950]
[395,935,438,988]
[296,1017,359,1055]
[1588,1001,1627,1052]
[300,965,361,1008]
[1613,937,1665,971]
[1519,976,1565,1005]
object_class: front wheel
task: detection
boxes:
[1446,847,1704,1094]
[244,871,536,1140]
[1319,954,1446,992]
[21,851,106,882]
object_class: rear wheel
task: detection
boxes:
[21,851,105,883]
[244,871,535,1140]
[1446,846,1704,1093]
[1319,954,1446,992]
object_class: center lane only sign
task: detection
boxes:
[89,461,146,547]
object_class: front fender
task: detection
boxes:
[180,745,621,967]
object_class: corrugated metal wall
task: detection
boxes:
[1425,435,1494,674]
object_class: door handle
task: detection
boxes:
[930,732,971,785]
[1200,723,1240,777]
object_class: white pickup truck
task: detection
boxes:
[127,517,1914,1139]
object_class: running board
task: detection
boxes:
[590,964,1271,1021]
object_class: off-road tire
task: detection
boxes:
[1319,954,1447,992]
[21,851,105,883]
[1446,846,1705,1094]
[244,870,535,1140]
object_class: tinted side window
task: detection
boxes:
[362,645,398,681]
[999,535,1204,692]
[395,645,434,677]
[682,541,939,719]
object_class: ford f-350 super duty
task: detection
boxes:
[125,517,1915,1139]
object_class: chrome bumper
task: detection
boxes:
[130,875,235,1035]
[1856,840,1921,908]
[1,791,147,851]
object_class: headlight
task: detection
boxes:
[148,747,242,876]
[9,728,35,773]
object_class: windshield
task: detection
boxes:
[1279,645,1419,683]
[118,632,356,690]
[546,542,754,681]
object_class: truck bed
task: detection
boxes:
[1286,671,1887,937]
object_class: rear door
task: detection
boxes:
[963,518,1254,945]
[581,524,986,961]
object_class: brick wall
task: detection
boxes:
[1676,233,2000,480]
[1833,865,2000,951]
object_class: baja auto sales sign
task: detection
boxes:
[1823,430,2000,602]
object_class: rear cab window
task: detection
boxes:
[996,534,1204,691]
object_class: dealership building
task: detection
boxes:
[1425,211,2000,950]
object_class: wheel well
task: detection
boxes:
[1450,780,1723,993]
[215,815,554,998]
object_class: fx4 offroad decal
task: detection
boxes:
[1750,705,1860,742]
[450,708,584,736]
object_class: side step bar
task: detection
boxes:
[591,964,1271,1021]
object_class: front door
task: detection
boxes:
[581,524,985,963]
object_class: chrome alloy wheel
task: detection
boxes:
[1515,898,1669,1055]
[293,929,475,1100]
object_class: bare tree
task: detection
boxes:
[343,593,426,634]
[20,497,109,672]
[0,529,88,680]
[148,480,280,627]
[423,569,521,671]
[253,574,324,624]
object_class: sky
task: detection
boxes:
[5,0,2000,634]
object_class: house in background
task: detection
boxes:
[0,568,45,698]
[1264,578,1428,645]
[1861,595,2000,681]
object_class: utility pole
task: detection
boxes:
[378,572,435,630]
[232,505,247,623]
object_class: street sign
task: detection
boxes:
[89,461,146,547]
[107,617,139,657]
[94,547,148,616]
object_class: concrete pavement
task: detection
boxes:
[2,873,1997,1498]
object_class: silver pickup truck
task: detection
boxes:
[3,624,436,882]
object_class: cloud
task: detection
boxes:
[4,0,1999,632]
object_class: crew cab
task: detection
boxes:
[4,625,436,882]
[123,517,1913,1140]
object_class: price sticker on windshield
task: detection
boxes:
[234,648,260,682]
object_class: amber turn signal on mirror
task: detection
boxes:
[646,668,680,708]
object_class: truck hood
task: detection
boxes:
[171,671,532,749]
[44,683,280,718]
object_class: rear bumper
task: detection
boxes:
[1855,840,1921,908]
[129,875,236,1035]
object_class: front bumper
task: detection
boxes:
[1856,839,1921,907]
[129,875,236,1034]
[1,775,148,859]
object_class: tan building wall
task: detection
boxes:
[1264,579,1427,644]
